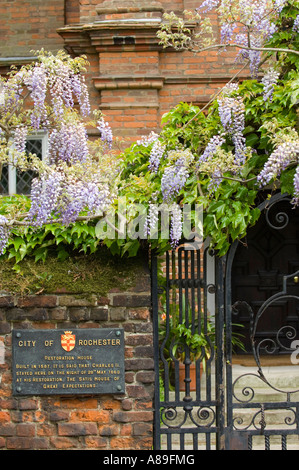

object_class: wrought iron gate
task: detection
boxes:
[152,246,226,450]
[152,193,299,450]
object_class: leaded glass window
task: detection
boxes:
[16,139,43,194]
[0,165,9,195]
[0,135,46,195]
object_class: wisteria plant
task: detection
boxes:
[0,50,120,260]
[0,1,299,263]
[158,0,299,77]
[114,0,299,256]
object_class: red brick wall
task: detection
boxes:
[0,0,65,58]
[60,0,249,141]
[65,0,80,24]
[0,265,154,450]
[0,0,250,142]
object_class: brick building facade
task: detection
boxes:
[0,0,248,141]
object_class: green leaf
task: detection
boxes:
[280,168,296,195]
[12,237,25,251]
[34,247,48,263]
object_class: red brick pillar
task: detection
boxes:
[90,1,165,141]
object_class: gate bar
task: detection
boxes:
[152,252,161,450]
[215,255,226,450]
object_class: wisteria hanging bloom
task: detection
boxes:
[22,54,91,128]
[161,151,193,202]
[24,63,48,129]
[170,203,183,249]
[45,57,90,120]
[144,203,159,238]
[56,177,111,226]
[161,164,188,202]
[48,62,76,119]
[148,140,166,173]
[1,75,23,116]
[97,118,113,150]
[197,0,219,13]
[257,139,299,186]
[56,181,87,225]
[208,169,224,193]
[218,88,246,164]
[291,165,299,205]
[71,74,90,117]
[220,22,236,43]
[28,170,64,227]
[137,132,159,147]
[195,1,288,76]
[234,33,263,78]
[13,126,28,154]
[0,215,10,255]
[292,166,299,206]
[48,122,89,165]
[274,0,287,12]
[198,134,225,164]
[29,166,112,227]
[261,68,280,102]
[293,15,299,33]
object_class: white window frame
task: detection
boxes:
[7,132,48,195]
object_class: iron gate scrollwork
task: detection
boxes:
[152,192,299,450]
[226,192,299,450]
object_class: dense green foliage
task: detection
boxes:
[113,0,299,256]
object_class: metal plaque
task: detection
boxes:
[12,328,125,396]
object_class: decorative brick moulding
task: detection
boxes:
[0,261,154,450]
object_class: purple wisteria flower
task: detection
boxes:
[1,76,23,116]
[196,0,219,13]
[14,126,28,154]
[161,157,189,202]
[71,74,90,117]
[293,15,299,33]
[0,215,10,255]
[218,90,246,164]
[56,179,111,226]
[29,169,112,227]
[137,132,159,147]
[97,118,113,150]
[48,122,89,165]
[56,182,86,226]
[24,64,48,129]
[197,0,285,76]
[234,33,262,78]
[170,203,183,249]
[257,140,299,186]
[198,134,225,164]
[220,23,237,43]
[148,140,166,173]
[261,68,280,102]
[144,203,159,238]
[48,60,78,119]
[292,166,299,206]
[24,59,90,126]
[208,169,224,193]
[28,170,64,227]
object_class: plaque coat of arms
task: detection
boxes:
[61,331,76,352]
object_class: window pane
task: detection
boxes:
[26,139,43,157]
[16,139,43,195]
[0,165,9,195]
